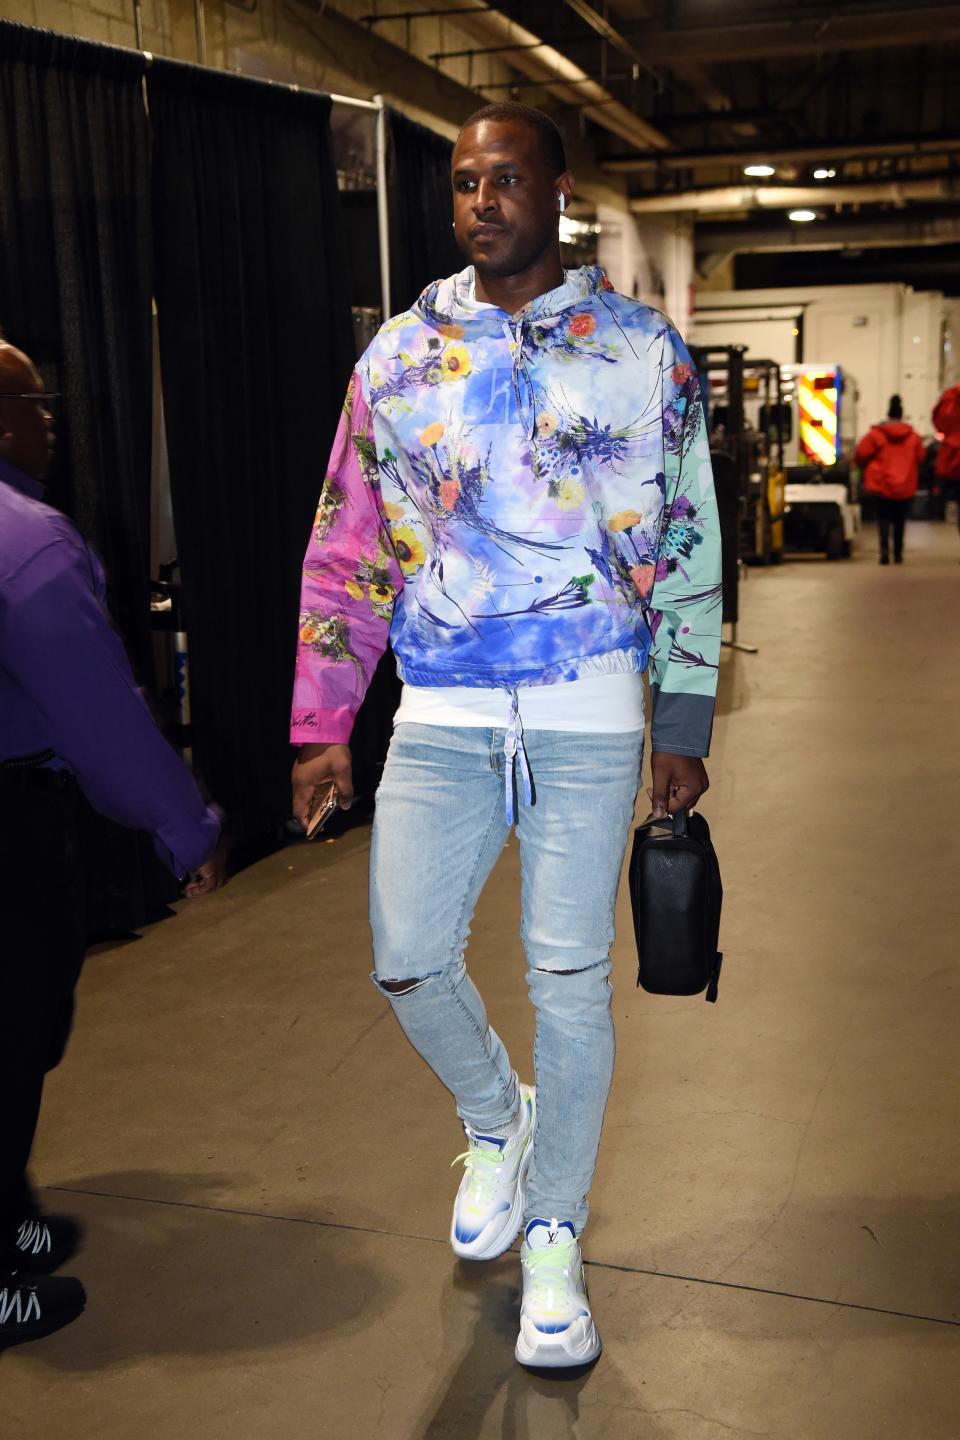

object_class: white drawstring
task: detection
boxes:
[506,319,539,440]
[504,688,533,824]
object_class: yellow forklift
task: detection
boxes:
[691,344,787,565]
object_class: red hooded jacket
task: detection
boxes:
[855,421,924,500]
[933,385,960,481]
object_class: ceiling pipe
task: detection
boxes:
[611,6,960,67]
[695,214,960,255]
[604,133,960,174]
[430,0,672,153]
[630,178,960,214]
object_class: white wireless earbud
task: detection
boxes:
[558,193,566,213]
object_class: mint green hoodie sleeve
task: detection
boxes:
[647,329,722,757]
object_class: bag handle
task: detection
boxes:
[637,808,690,838]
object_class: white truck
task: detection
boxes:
[690,281,945,444]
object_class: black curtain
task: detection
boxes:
[147,60,355,858]
[339,188,381,313]
[0,22,154,678]
[387,108,463,315]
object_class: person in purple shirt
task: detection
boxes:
[0,340,222,1347]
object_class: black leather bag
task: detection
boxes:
[628,809,724,1003]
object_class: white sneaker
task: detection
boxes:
[450,1083,536,1261]
[515,1217,602,1368]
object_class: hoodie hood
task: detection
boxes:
[412,265,616,439]
[879,421,914,443]
[413,264,610,337]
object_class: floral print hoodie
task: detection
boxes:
[292,265,721,756]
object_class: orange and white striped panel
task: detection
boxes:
[798,370,839,466]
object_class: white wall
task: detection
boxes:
[900,290,944,431]
[802,294,901,434]
[943,301,960,394]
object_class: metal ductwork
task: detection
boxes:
[603,133,960,175]
[631,178,960,214]
[431,0,672,154]
[695,213,960,256]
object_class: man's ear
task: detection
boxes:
[557,172,575,211]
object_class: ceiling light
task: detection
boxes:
[789,209,817,223]
[744,164,776,178]
[813,167,837,180]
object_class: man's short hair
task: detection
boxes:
[459,102,567,177]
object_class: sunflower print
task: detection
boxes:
[390,524,426,574]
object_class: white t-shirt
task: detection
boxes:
[395,671,645,733]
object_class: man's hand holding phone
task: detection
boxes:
[292,742,354,834]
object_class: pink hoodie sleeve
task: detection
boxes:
[290,372,403,745]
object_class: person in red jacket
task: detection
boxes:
[855,395,925,564]
[932,384,960,537]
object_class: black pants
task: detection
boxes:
[875,497,909,559]
[0,770,85,1242]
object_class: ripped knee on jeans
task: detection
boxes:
[532,959,608,976]
[374,966,447,997]
[379,976,429,996]
[372,958,462,998]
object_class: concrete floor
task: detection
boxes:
[6,522,960,1439]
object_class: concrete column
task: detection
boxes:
[598,207,694,332]
[597,203,646,299]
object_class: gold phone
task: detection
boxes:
[305,780,339,839]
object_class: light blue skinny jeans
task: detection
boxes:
[369,722,644,1234]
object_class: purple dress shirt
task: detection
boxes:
[0,460,219,879]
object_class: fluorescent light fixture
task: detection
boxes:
[789,209,817,222]
[744,163,776,178]
[813,167,837,180]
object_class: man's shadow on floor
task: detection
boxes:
[8,1170,392,1372]
[416,1255,602,1440]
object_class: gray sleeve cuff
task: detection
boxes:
[649,687,715,757]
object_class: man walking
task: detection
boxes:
[292,103,720,1368]
[0,341,223,1346]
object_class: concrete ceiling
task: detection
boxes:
[350,0,960,285]
[459,0,960,277]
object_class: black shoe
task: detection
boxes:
[894,554,903,564]
[879,554,890,565]
[10,1215,83,1274]
[0,1271,86,1348]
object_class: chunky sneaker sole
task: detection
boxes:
[515,1218,602,1369]
[450,1083,536,1261]
[515,1313,602,1368]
